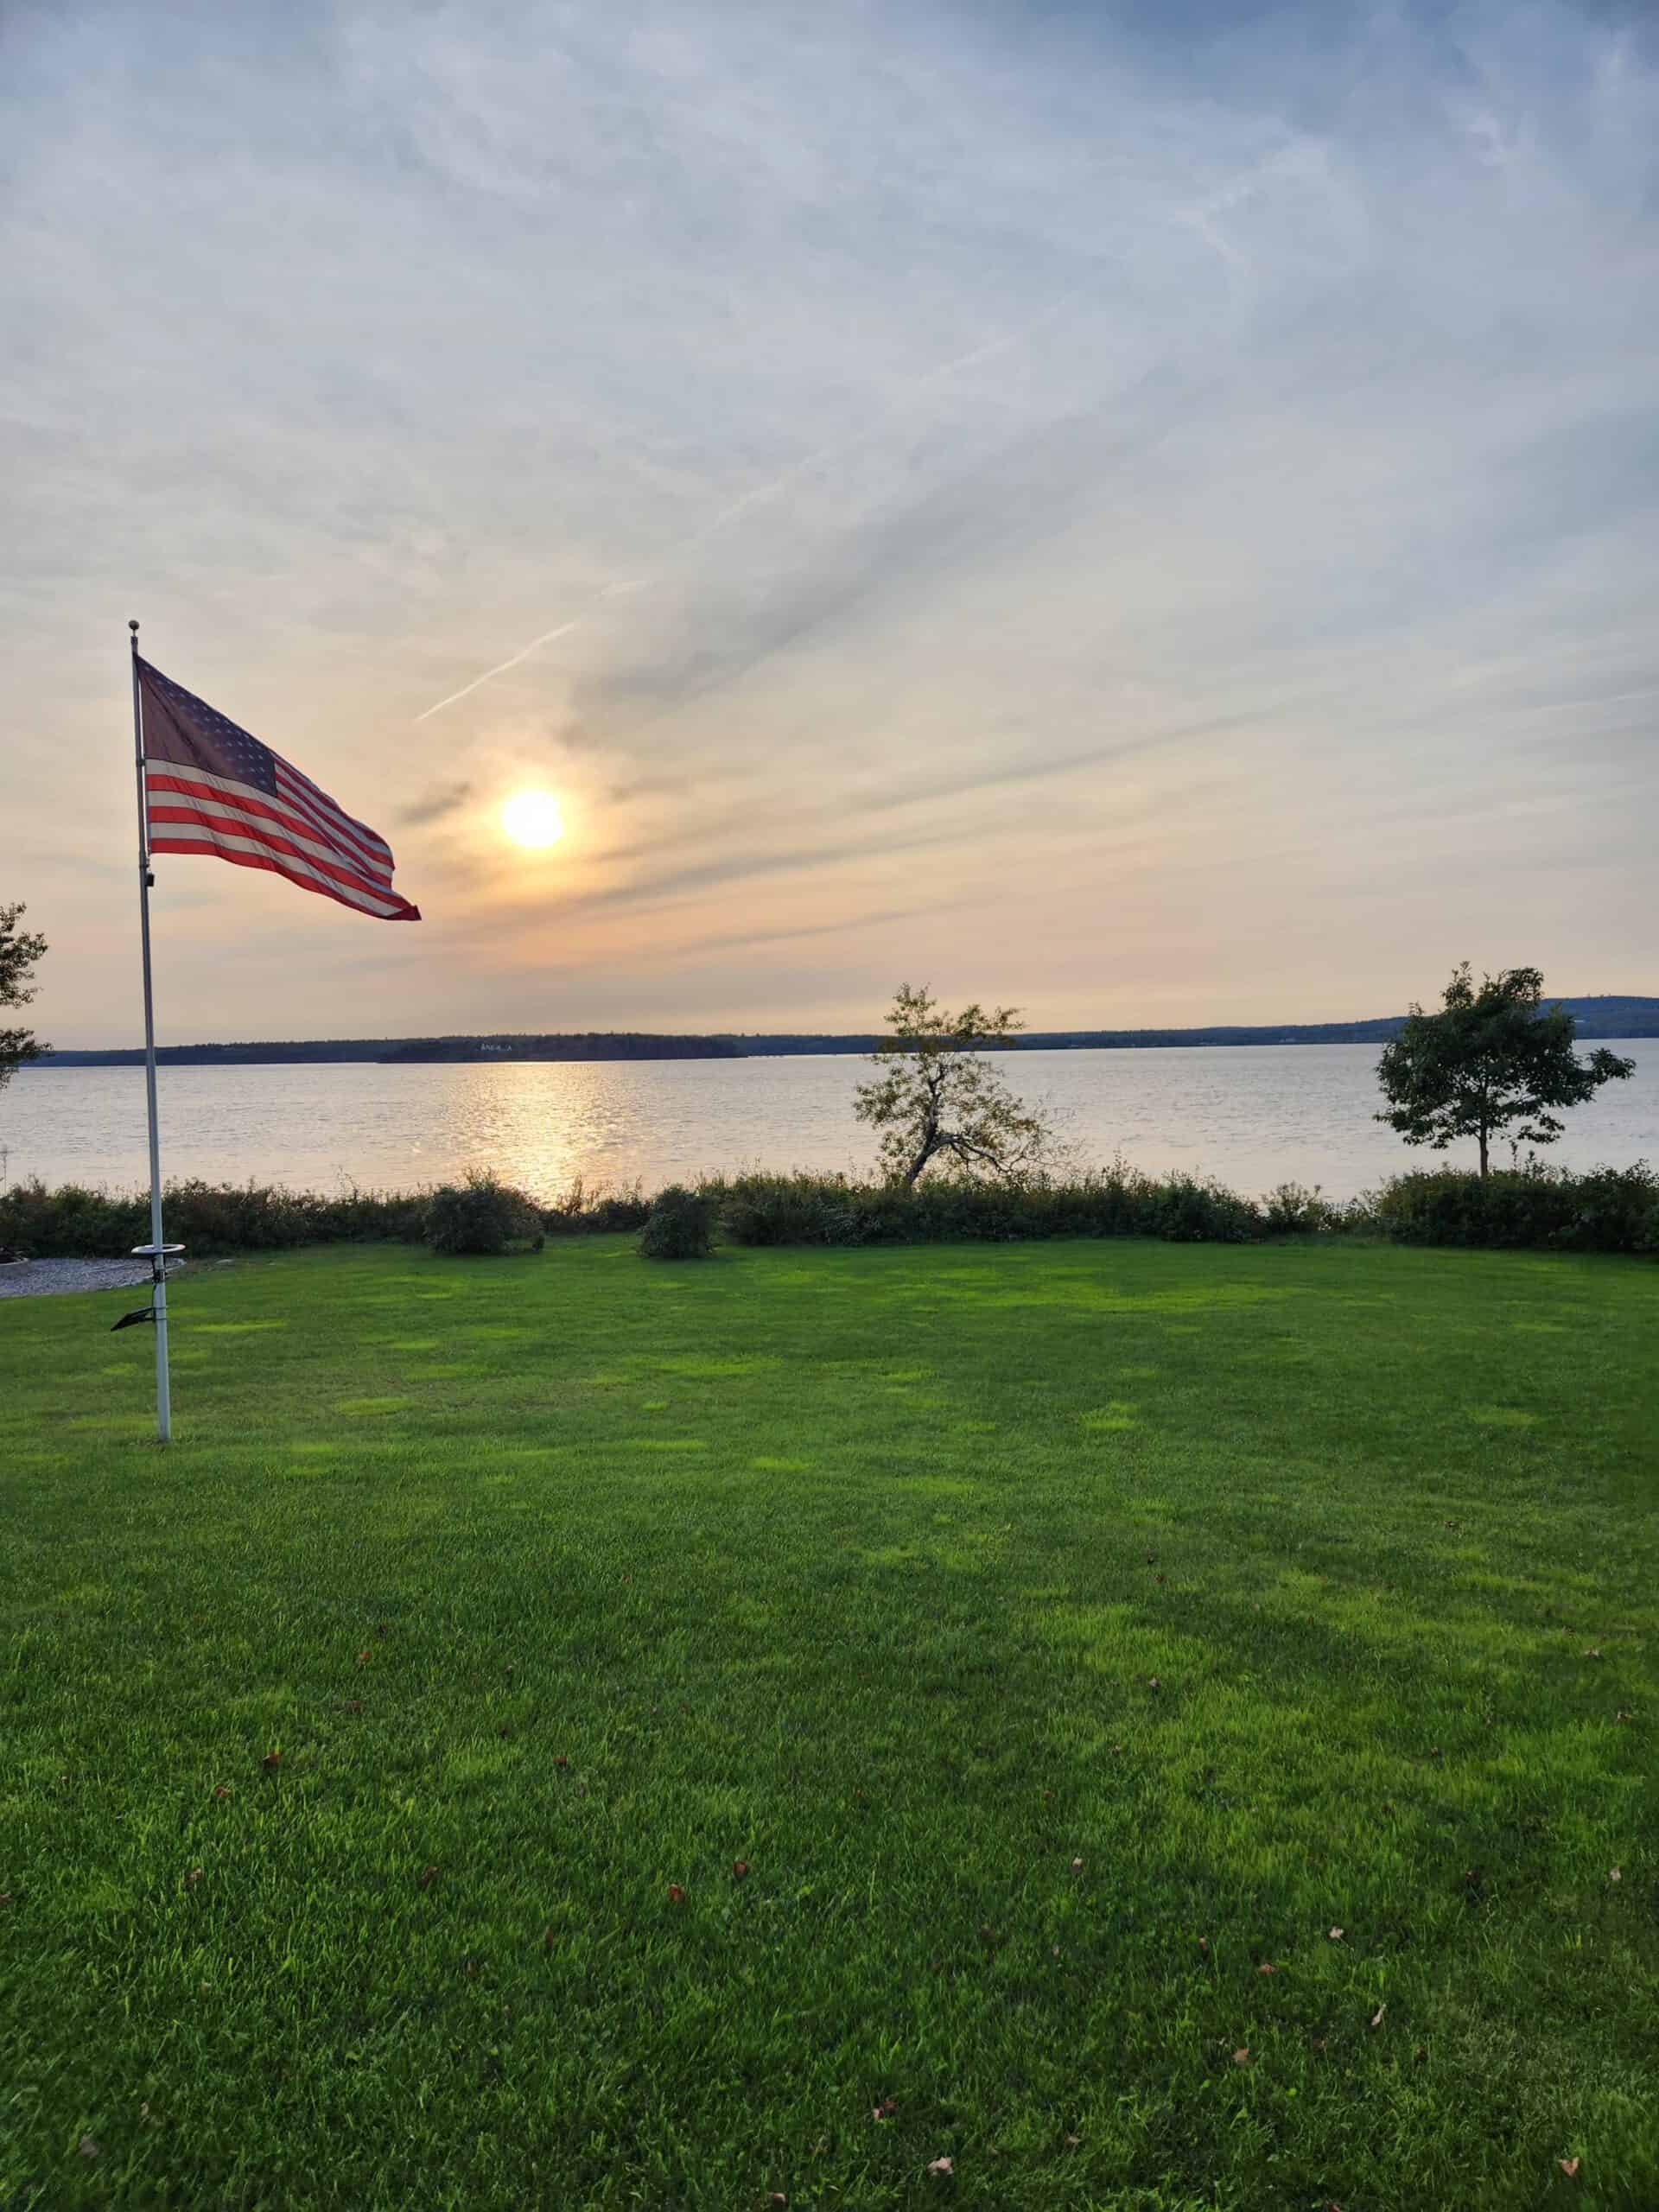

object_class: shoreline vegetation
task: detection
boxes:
[3,1158,1656,1262]
[22,993,1659,1066]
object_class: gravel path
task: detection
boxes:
[0,1258,187,1300]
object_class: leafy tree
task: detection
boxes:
[854,982,1054,1188]
[1376,963,1634,1179]
[0,902,48,1094]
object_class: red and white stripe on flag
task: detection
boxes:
[137,658,420,922]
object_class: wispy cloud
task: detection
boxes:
[3,0,1656,1042]
[397,779,475,829]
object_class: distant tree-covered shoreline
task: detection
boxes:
[25,995,1657,1069]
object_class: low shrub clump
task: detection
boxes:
[542,1178,652,1236]
[1367,1161,1659,1254]
[714,1165,1287,1249]
[423,1173,545,1255]
[1260,1181,1348,1236]
[639,1184,715,1260]
[0,1176,426,1258]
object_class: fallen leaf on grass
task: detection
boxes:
[212,1785,231,1801]
[1616,1710,1633,1723]
[1560,2158,1581,2178]
[1609,1867,1621,1883]
[185,1867,203,1891]
[1147,1676,1161,1691]
[1328,1927,1344,1941]
[926,2156,954,2177]
[1257,1961,1276,1976]
[355,1649,370,1666]
[667,1884,685,1904]
[733,1860,749,1881]
[1370,2004,1386,2030]
[542,1927,555,1950]
[260,1751,281,1771]
[874,2099,896,2120]
[1232,2048,1250,2066]
[79,2135,99,2160]
[1071,1857,1084,1872]
[1065,2133,1080,2150]
[1583,1649,1601,1661]
[418,1865,439,1891]
[1198,1936,1209,1954]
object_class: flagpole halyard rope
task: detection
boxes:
[130,619,174,1444]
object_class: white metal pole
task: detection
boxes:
[130,620,172,1443]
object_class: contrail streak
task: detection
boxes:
[410,314,1067,723]
[414,583,643,722]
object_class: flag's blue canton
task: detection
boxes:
[146,664,278,796]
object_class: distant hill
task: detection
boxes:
[28,996,1659,1068]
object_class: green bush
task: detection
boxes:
[639,1185,715,1260]
[542,1178,652,1236]
[1370,1162,1658,1253]
[713,1166,1272,1248]
[0,1176,425,1258]
[1260,1181,1348,1236]
[423,1173,545,1256]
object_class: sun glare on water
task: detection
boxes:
[501,789,565,849]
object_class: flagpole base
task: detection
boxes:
[131,1244,184,1444]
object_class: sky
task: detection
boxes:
[3,0,1656,1046]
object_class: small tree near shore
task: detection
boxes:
[1376,963,1634,1179]
[854,982,1055,1189]
[1,902,48,1095]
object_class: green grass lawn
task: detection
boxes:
[2,1236,1656,2211]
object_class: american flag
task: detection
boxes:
[138,659,420,922]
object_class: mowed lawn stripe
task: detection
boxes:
[1,1236,1655,2211]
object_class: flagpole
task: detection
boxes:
[130,619,173,1443]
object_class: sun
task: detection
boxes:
[500,789,565,849]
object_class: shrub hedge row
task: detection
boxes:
[0,1174,648,1259]
[2,1160,1653,1261]
[1367,1163,1659,1253]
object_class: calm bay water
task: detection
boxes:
[5,1042,1657,1204]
